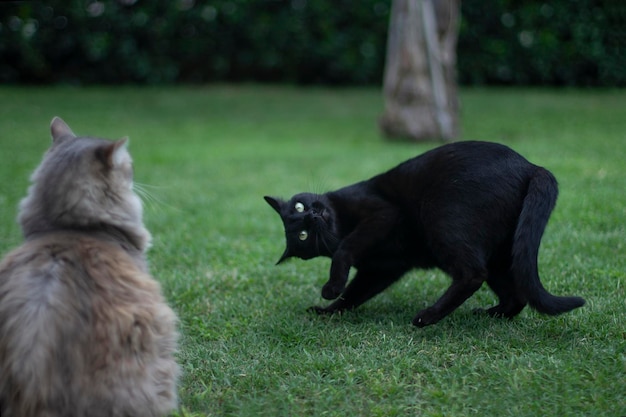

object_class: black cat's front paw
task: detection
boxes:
[321,282,344,300]
[412,308,440,328]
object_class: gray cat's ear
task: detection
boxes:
[99,137,129,168]
[50,117,76,143]
[264,196,284,214]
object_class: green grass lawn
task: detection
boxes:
[0,86,624,416]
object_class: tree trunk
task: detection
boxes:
[379,0,460,142]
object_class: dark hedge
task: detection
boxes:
[1,0,624,86]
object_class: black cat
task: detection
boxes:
[265,141,584,327]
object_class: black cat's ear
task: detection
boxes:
[276,247,293,265]
[265,196,292,265]
[264,196,284,214]
[50,117,76,143]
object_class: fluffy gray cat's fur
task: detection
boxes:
[0,117,179,417]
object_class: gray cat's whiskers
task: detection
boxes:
[133,182,179,213]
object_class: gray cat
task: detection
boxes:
[0,118,179,417]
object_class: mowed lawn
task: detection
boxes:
[0,86,624,416]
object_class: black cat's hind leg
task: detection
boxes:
[483,271,526,318]
[310,265,407,315]
[413,266,487,328]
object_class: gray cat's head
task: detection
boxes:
[18,117,150,250]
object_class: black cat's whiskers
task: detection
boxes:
[312,218,339,256]
[318,232,339,256]
[308,176,331,197]
[313,232,323,257]
[133,182,180,213]
[310,219,325,256]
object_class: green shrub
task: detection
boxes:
[0,0,623,86]
[459,0,626,86]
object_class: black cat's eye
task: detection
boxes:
[298,230,308,241]
[295,202,305,213]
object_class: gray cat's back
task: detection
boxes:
[0,232,178,417]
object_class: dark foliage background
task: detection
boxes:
[1,0,624,86]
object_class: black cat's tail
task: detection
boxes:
[512,167,585,315]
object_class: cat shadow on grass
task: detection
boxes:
[300,294,587,352]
